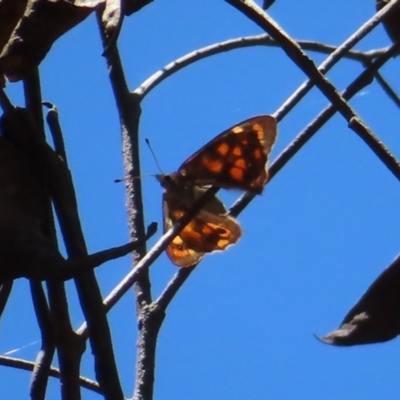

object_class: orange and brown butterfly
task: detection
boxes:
[156,115,278,268]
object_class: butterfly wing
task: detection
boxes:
[162,190,242,268]
[176,115,277,194]
[164,211,205,268]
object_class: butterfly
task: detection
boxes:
[157,115,278,268]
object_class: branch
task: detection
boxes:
[154,268,195,311]
[150,2,400,313]
[23,69,45,137]
[76,187,220,336]
[274,1,400,120]
[42,102,69,163]
[133,34,386,100]
[29,280,56,400]
[96,4,160,398]
[0,103,124,397]
[227,0,400,179]
[22,68,82,400]
[0,356,103,395]
[374,71,400,108]
[230,38,400,217]
[79,222,157,273]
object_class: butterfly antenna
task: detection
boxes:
[145,138,164,174]
[114,174,155,183]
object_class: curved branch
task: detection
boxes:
[133,35,386,100]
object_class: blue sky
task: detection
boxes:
[2,0,400,399]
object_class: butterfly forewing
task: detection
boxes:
[176,115,277,193]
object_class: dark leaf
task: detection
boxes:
[0,0,27,53]
[319,255,400,346]
[0,0,102,81]
[0,132,60,282]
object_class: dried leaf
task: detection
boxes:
[0,0,27,53]
[0,134,54,281]
[0,0,103,81]
[319,255,400,346]
[376,0,400,54]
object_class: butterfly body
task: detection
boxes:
[157,115,277,267]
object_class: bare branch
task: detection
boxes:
[133,34,386,100]
[77,187,219,336]
[42,102,68,163]
[154,268,195,311]
[374,72,400,108]
[0,356,103,395]
[150,1,400,314]
[274,2,400,120]
[227,0,400,181]
[29,280,56,400]
[231,40,400,217]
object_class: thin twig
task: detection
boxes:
[374,72,400,108]
[23,69,45,137]
[29,280,56,400]
[0,356,103,395]
[42,102,69,163]
[154,268,195,311]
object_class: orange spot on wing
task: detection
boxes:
[217,239,229,248]
[202,225,213,235]
[217,142,229,155]
[253,149,262,159]
[202,158,223,172]
[235,159,246,168]
[230,167,244,181]
[253,124,265,140]
[233,146,242,156]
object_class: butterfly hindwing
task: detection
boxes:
[160,182,242,268]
